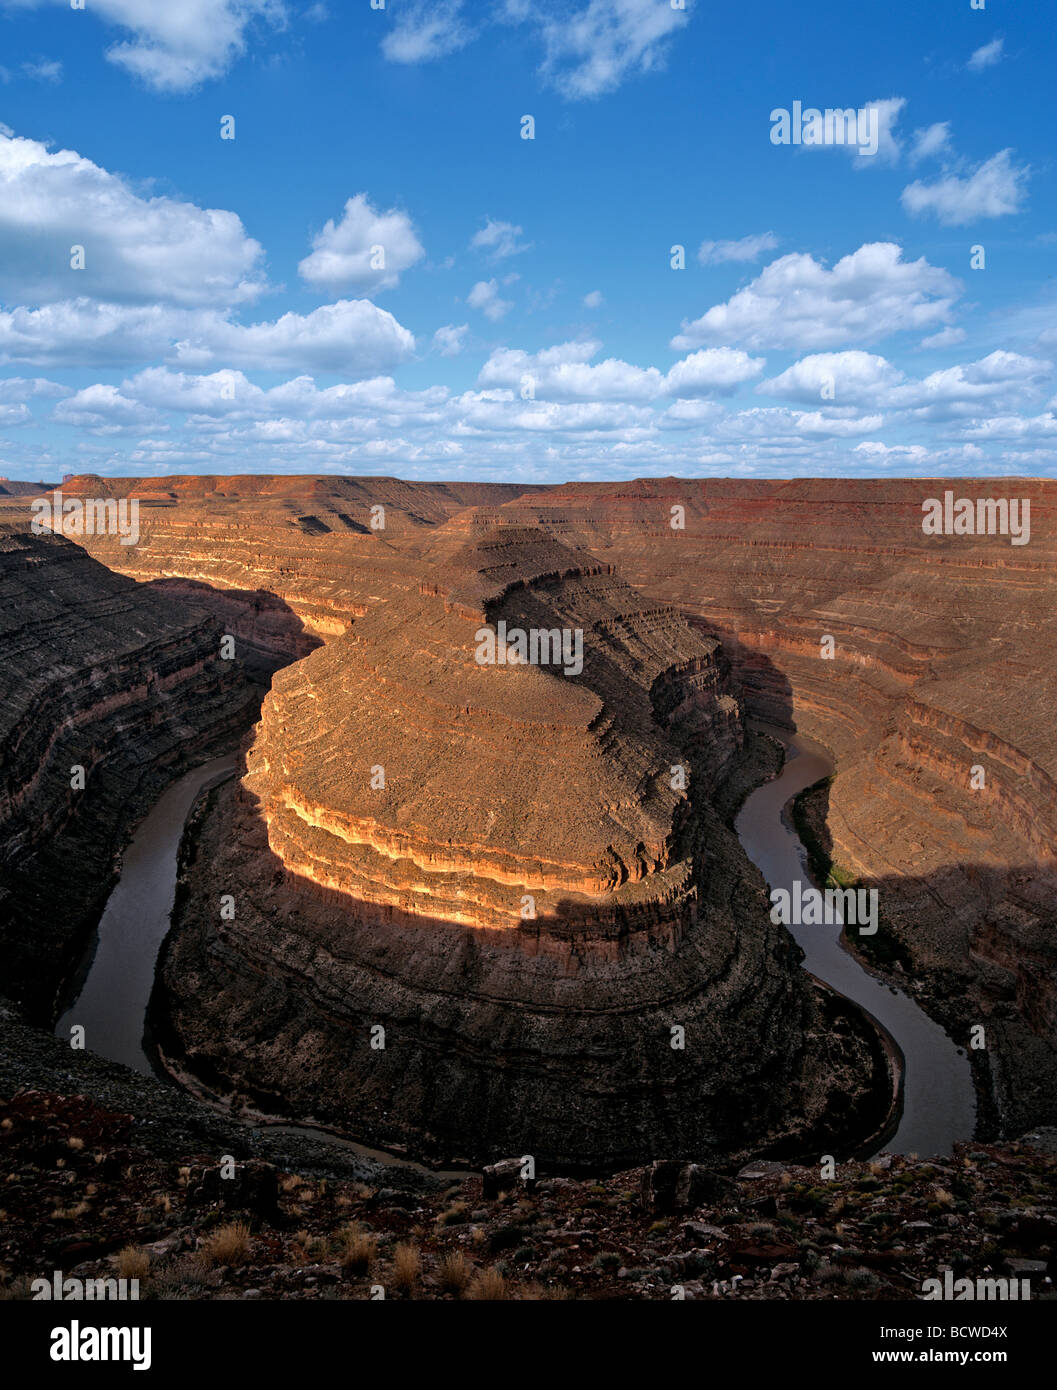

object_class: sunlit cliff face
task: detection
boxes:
[241,591,711,942]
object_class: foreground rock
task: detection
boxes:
[2,1089,1053,1302]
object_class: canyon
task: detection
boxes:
[0,474,1054,1167]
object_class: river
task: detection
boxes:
[734,725,976,1157]
[55,755,238,1078]
[56,732,976,1164]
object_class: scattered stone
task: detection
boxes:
[482,1158,537,1200]
[737,1160,788,1181]
[185,1160,278,1221]
[641,1160,737,1213]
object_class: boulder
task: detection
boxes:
[641,1160,737,1213]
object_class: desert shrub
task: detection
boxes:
[201,1221,251,1267]
[392,1242,420,1293]
[466,1267,509,1300]
[437,1251,472,1295]
[112,1246,151,1281]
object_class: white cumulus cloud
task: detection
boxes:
[432,323,468,356]
[901,149,1029,225]
[0,298,416,373]
[672,243,961,352]
[470,218,531,260]
[3,0,288,91]
[0,129,267,307]
[467,279,513,322]
[298,194,425,293]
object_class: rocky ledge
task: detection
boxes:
[2,1084,1053,1302]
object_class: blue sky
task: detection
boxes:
[0,0,1054,482]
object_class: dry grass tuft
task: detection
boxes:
[112,1246,151,1281]
[201,1221,251,1267]
[436,1250,473,1295]
[466,1266,509,1301]
[391,1241,420,1293]
[340,1231,378,1275]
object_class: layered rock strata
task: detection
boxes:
[483,479,1057,1132]
[0,529,265,1016]
[9,472,1053,1137]
[158,524,880,1168]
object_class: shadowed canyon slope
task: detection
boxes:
[0,527,265,1014]
[481,478,1057,1134]
[2,474,1054,1157]
[154,522,880,1168]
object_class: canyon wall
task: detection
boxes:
[486,478,1057,1134]
[0,527,265,1017]
[156,520,878,1168]
[6,472,1053,1141]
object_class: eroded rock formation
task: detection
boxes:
[4,472,1053,1149]
[0,527,265,1015]
[156,521,878,1168]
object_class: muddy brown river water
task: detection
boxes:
[57,730,976,1163]
[735,726,976,1157]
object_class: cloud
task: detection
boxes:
[467,279,513,321]
[910,122,952,164]
[171,299,417,373]
[759,351,904,405]
[672,243,960,352]
[698,233,778,266]
[0,297,416,372]
[538,0,691,100]
[664,348,765,397]
[4,0,288,92]
[21,58,63,82]
[454,390,654,435]
[855,97,905,164]
[960,412,1057,441]
[968,37,1004,72]
[0,375,69,400]
[759,347,1050,417]
[853,441,986,469]
[381,0,472,63]
[0,129,266,307]
[478,341,763,402]
[432,323,468,356]
[712,406,883,441]
[792,97,905,165]
[583,289,604,308]
[901,149,1029,224]
[919,325,966,350]
[479,341,661,401]
[470,218,531,261]
[891,350,1051,416]
[298,194,425,293]
[53,383,161,434]
[29,354,1054,481]
[66,367,447,426]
